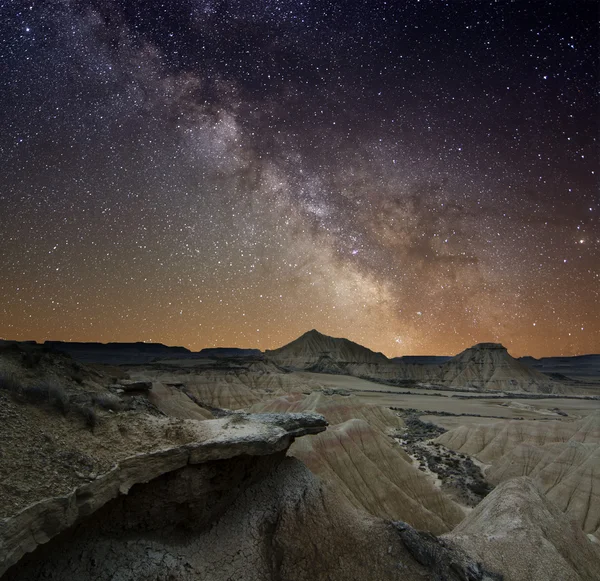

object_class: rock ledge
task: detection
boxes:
[0,412,327,576]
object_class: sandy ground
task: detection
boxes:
[297,372,600,420]
[420,415,508,430]
[353,393,600,419]
[147,358,218,367]
[295,372,464,395]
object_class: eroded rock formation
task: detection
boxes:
[447,477,600,580]
[437,412,600,540]
[0,412,327,577]
[4,453,502,581]
[265,331,567,393]
[251,392,465,533]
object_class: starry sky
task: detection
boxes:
[0,0,598,357]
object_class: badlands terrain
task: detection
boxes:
[1,331,599,580]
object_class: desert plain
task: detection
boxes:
[1,330,599,580]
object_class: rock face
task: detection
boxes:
[447,477,600,581]
[1,397,497,581]
[110,380,153,393]
[0,412,327,577]
[266,331,567,393]
[265,329,388,369]
[436,412,600,540]
[439,343,562,393]
[251,392,465,534]
[394,521,502,581]
[3,455,499,581]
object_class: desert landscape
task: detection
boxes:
[1,1,598,579]
[1,331,599,580]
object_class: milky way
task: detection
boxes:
[0,0,598,357]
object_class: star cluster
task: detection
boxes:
[0,0,597,357]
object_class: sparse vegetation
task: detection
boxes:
[20,382,51,404]
[92,392,122,412]
[7,380,71,413]
[395,412,493,506]
[75,405,97,429]
[49,384,70,415]
[0,371,22,395]
[70,370,85,385]
[21,349,43,369]
[0,370,114,425]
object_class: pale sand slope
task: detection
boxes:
[251,393,465,534]
[250,391,403,432]
[129,362,324,411]
[147,381,214,420]
[447,477,600,581]
[437,412,600,539]
[438,343,563,393]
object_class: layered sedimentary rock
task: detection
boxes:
[3,455,500,581]
[292,418,465,534]
[266,331,566,393]
[349,343,565,392]
[436,417,579,463]
[252,392,464,533]
[265,329,389,369]
[437,412,600,540]
[447,477,600,581]
[488,441,600,538]
[438,343,563,393]
[0,411,327,576]
[264,330,436,383]
[0,388,495,581]
[147,381,215,420]
[131,360,324,412]
[251,391,403,432]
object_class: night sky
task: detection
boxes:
[0,1,598,357]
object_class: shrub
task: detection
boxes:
[49,384,70,415]
[21,349,43,369]
[75,405,97,429]
[92,392,122,412]
[0,371,22,395]
[21,382,50,404]
[1,374,73,415]
[71,371,85,385]
[468,480,491,497]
